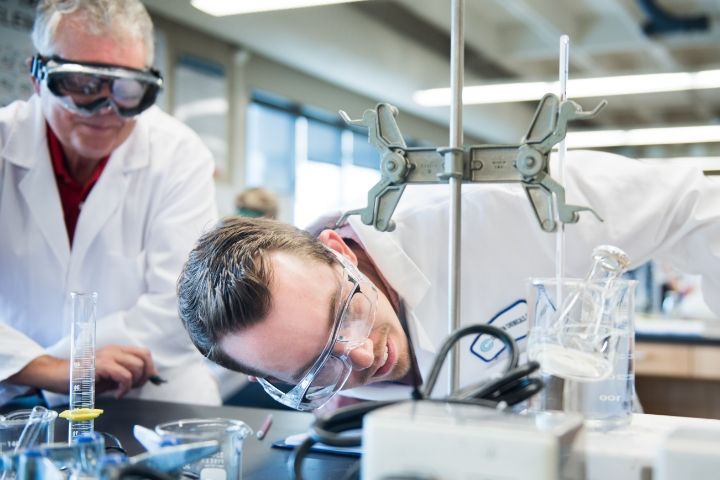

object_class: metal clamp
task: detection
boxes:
[338,93,606,232]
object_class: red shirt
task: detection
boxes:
[47,125,110,245]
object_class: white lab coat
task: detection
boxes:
[0,96,221,406]
[345,150,720,400]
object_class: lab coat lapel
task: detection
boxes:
[70,155,127,260]
[347,216,437,375]
[16,151,70,266]
[348,217,432,309]
[7,97,70,267]
[70,119,149,262]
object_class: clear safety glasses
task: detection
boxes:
[30,55,163,118]
[257,252,378,411]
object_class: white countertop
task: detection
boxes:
[635,314,720,340]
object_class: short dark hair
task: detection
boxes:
[177,216,335,375]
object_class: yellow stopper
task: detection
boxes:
[59,408,104,422]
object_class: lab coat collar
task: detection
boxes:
[344,218,438,400]
[69,150,128,259]
[119,106,154,172]
[348,217,431,310]
[348,217,435,357]
[3,95,46,170]
[8,96,71,265]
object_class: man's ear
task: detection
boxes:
[317,229,358,265]
[27,57,41,95]
[31,77,41,95]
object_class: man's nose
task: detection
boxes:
[347,339,374,370]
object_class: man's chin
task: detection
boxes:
[344,353,411,389]
[365,363,409,386]
[73,140,124,161]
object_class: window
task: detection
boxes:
[246,102,296,196]
[245,92,382,228]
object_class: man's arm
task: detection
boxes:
[7,355,69,394]
[563,150,720,316]
[4,339,159,400]
[0,324,52,403]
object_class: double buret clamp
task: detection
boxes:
[338,94,607,233]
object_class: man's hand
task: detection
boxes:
[6,346,159,399]
[95,345,158,398]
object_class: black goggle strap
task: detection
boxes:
[30,54,163,88]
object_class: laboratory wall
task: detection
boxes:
[0,0,34,106]
[150,12,461,221]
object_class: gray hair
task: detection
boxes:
[32,0,155,66]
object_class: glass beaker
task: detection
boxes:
[527,277,637,430]
[0,409,58,455]
[154,418,252,480]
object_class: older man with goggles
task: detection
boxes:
[30,54,163,118]
[0,0,220,408]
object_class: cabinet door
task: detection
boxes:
[635,343,691,377]
[691,346,720,380]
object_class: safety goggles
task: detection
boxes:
[257,252,377,411]
[30,55,163,118]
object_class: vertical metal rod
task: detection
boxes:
[447,0,464,395]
